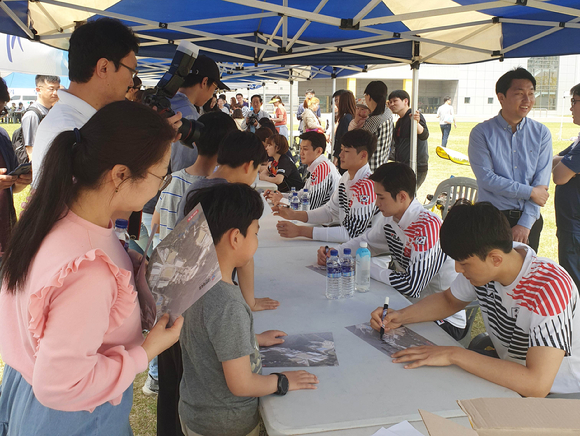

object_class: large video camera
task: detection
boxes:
[144,41,204,148]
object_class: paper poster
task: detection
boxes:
[146,204,221,325]
[306,263,327,276]
[345,322,435,356]
[260,332,338,367]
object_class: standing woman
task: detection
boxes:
[332,90,356,172]
[270,95,289,139]
[350,81,393,171]
[0,101,182,435]
[302,97,323,133]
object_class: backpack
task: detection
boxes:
[11,106,45,165]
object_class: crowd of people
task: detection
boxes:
[0,15,579,436]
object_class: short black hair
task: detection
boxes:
[258,117,276,132]
[182,74,209,88]
[388,89,409,103]
[183,183,264,244]
[0,78,10,105]
[364,81,388,116]
[369,163,416,200]
[332,89,346,99]
[236,93,243,97]
[68,18,139,83]
[251,94,262,103]
[495,67,536,96]
[305,88,315,94]
[196,112,237,157]
[341,129,377,160]
[440,202,513,262]
[444,96,451,102]
[217,130,268,169]
[571,83,580,97]
[35,75,60,87]
[300,131,326,153]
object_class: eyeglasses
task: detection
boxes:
[119,62,139,78]
[572,98,580,108]
[149,172,172,191]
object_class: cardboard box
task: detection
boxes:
[420,398,580,435]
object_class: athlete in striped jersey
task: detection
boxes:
[371,202,580,397]
[318,163,466,340]
[274,129,378,243]
[265,131,339,210]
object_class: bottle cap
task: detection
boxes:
[343,248,351,255]
[115,219,128,229]
[293,192,298,196]
[330,249,338,256]
[303,188,308,192]
[360,242,368,248]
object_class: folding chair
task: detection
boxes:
[423,177,479,219]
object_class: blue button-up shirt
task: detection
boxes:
[468,112,552,229]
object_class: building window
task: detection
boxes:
[527,56,559,110]
[464,97,471,104]
[488,98,494,104]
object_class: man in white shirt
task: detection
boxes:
[371,202,580,397]
[32,18,142,187]
[319,162,466,339]
[436,96,455,148]
[21,75,60,161]
[274,129,378,243]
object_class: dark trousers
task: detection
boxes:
[417,167,428,190]
[440,124,451,148]
[157,341,184,436]
[500,210,543,253]
[558,230,580,290]
[437,319,467,341]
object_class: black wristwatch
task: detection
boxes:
[272,373,289,396]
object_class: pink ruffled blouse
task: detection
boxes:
[0,211,148,412]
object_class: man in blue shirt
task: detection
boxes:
[468,68,552,252]
[170,55,229,172]
[553,83,580,289]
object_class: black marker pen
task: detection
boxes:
[379,296,389,340]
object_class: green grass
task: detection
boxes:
[0,119,578,434]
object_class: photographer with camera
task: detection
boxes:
[241,94,269,132]
[168,55,229,172]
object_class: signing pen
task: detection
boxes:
[379,296,390,340]
[325,245,329,254]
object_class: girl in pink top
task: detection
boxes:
[0,101,183,435]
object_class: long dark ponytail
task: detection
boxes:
[1,100,174,293]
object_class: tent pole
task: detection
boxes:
[289,69,294,148]
[331,75,336,159]
[410,42,420,179]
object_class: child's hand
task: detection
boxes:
[257,330,287,346]
[283,370,319,391]
[252,297,280,312]
[317,246,333,265]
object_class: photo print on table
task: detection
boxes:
[345,322,434,357]
[306,264,327,277]
[260,332,339,367]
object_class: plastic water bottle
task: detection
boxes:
[355,242,371,293]
[301,189,310,211]
[287,186,296,202]
[290,192,300,211]
[326,249,342,300]
[114,219,130,251]
[341,248,355,298]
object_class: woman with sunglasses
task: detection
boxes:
[0,100,183,435]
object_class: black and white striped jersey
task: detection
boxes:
[307,164,378,243]
[451,243,580,394]
[303,155,340,210]
[340,199,465,328]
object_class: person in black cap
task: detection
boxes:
[169,54,230,172]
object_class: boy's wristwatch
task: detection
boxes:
[272,373,289,395]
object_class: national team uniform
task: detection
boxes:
[451,243,580,393]
[302,155,340,210]
[340,199,466,331]
[306,164,378,243]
